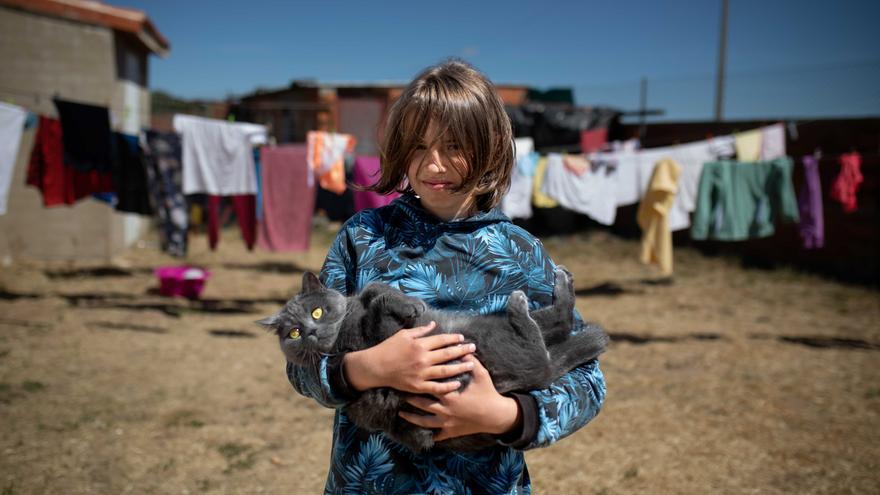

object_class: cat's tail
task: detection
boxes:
[549,321,609,377]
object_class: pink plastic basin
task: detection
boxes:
[154,266,210,299]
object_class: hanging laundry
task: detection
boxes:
[173,114,266,195]
[0,102,26,215]
[501,166,533,220]
[26,116,113,206]
[236,122,270,146]
[142,131,188,257]
[307,131,356,195]
[257,145,316,252]
[531,156,558,208]
[207,195,256,251]
[734,129,762,161]
[514,137,534,160]
[541,153,617,225]
[637,159,681,276]
[590,149,639,207]
[189,199,204,233]
[830,152,863,213]
[691,158,800,241]
[91,192,116,206]
[53,98,113,173]
[111,132,152,215]
[580,128,608,153]
[584,131,773,233]
[563,154,590,176]
[514,137,539,177]
[352,156,399,212]
[670,139,729,225]
[611,138,640,153]
[518,151,540,177]
[708,135,736,159]
[760,123,786,160]
[594,137,723,231]
[24,112,39,130]
[502,139,537,220]
[798,154,824,249]
[254,148,264,221]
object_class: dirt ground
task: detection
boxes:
[1,221,878,494]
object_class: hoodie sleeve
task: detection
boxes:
[286,217,358,408]
[509,231,607,450]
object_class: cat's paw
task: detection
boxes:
[401,299,427,321]
[508,290,529,313]
[554,265,574,292]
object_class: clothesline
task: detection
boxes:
[0,86,111,110]
[811,150,880,161]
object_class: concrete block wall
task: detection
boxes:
[0,6,149,261]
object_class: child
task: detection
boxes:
[288,59,606,494]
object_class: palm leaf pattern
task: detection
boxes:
[341,435,395,494]
[288,193,605,493]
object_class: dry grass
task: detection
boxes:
[0,223,878,494]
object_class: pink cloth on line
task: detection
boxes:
[830,152,863,213]
[353,156,399,212]
[580,128,608,153]
[257,145,315,252]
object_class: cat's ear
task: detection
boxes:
[255,312,282,330]
[302,272,324,294]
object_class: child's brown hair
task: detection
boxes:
[372,59,515,212]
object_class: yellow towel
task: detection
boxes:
[637,158,681,275]
[532,156,559,208]
[734,129,762,162]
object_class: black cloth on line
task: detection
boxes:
[53,98,113,173]
[111,132,153,215]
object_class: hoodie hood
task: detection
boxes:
[391,192,509,231]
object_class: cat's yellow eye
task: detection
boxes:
[288,328,300,339]
[311,307,323,320]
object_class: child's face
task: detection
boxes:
[407,123,476,221]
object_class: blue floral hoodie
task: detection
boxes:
[288,193,606,494]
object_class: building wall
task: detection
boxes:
[0,6,149,261]
[338,97,386,156]
[236,87,323,144]
[496,86,528,106]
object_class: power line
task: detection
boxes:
[568,58,880,92]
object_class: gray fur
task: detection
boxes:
[257,266,608,452]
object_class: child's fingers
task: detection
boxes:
[405,395,446,414]
[418,332,467,351]
[418,379,461,395]
[399,410,442,429]
[428,342,475,364]
[404,321,437,337]
[424,361,474,380]
[462,354,490,380]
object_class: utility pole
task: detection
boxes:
[639,77,648,140]
[714,0,729,121]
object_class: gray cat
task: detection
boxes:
[257,266,608,452]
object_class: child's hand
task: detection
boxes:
[344,321,476,395]
[398,354,521,441]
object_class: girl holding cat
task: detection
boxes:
[288,59,606,493]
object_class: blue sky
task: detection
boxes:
[124,0,880,121]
